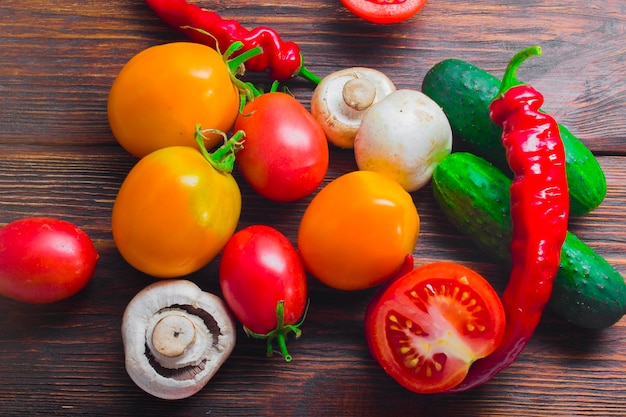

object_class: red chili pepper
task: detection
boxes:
[447,46,569,392]
[144,0,321,83]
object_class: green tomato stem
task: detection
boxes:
[244,299,308,363]
[194,124,244,173]
[274,332,292,362]
[269,80,280,93]
[224,42,263,74]
[222,41,264,109]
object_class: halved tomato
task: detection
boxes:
[365,262,506,393]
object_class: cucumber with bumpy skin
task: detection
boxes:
[432,152,626,329]
[422,58,607,215]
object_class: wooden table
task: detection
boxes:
[1,1,625,416]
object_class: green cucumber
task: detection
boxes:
[422,58,607,216]
[432,152,626,329]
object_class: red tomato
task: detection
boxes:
[0,218,99,304]
[365,262,506,393]
[219,225,308,361]
[341,0,428,24]
[233,92,329,202]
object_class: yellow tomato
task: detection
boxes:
[112,146,241,278]
[297,170,420,291]
[107,42,240,158]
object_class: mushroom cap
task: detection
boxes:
[122,279,236,400]
[311,67,396,149]
[354,89,453,192]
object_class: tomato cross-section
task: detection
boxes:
[365,262,506,393]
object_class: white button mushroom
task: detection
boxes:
[122,279,236,400]
[310,67,396,149]
[353,89,453,192]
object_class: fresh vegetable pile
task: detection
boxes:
[1,0,625,401]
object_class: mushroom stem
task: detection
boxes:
[342,77,377,111]
[151,314,197,358]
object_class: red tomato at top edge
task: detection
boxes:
[0,218,99,304]
[234,92,329,203]
[365,262,505,394]
[219,225,308,335]
[341,0,428,24]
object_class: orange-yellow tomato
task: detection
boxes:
[107,42,240,158]
[297,170,420,291]
[112,146,241,278]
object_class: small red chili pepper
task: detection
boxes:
[144,0,321,84]
[447,46,569,392]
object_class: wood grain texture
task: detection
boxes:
[1,0,625,416]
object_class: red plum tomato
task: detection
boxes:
[365,262,506,393]
[0,218,99,304]
[233,92,329,202]
[219,225,308,361]
[297,170,420,291]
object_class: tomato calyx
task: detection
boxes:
[222,41,265,109]
[180,26,264,109]
[195,124,245,173]
[243,300,309,362]
[245,79,282,101]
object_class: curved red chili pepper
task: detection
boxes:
[447,46,569,392]
[144,0,320,83]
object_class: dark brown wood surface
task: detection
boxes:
[1,1,625,416]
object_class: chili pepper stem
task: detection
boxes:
[194,124,244,173]
[496,45,542,98]
[297,61,322,85]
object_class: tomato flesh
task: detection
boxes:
[365,262,506,393]
[341,0,428,24]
